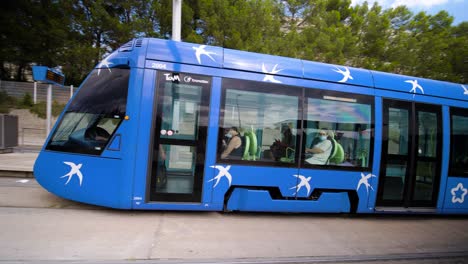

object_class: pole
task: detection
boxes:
[70,85,74,99]
[172,0,182,41]
[33,82,37,104]
[46,84,52,136]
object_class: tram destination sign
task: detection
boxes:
[32,66,65,86]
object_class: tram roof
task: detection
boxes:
[108,38,468,102]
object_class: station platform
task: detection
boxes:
[0,150,37,178]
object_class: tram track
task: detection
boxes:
[2,251,468,264]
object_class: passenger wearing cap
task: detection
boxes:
[221,127,243,159]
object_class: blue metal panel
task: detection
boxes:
[202,77,223,207]
[363,96,383,213]
[131,69,157,208]
[145,39,223,68]
[227,188,350,213]
[442,177,468,213]
[296,168,379,213]
[206,165,299,203]
[223,48,303,79]
[107,134,121,151]
[374,88,468,108]
[303,61,374,88]
[372,70,468,102]
[34,152,127,208]
[437,106,451,211]
[118,68,145,208]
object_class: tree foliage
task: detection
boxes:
[0,0,466,84]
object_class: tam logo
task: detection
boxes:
[164,73,181,82]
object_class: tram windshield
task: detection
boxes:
[46,67,130,155]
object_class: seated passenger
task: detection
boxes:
[270,124,294,161]
[305,128,333,165]
[221,127,243,159]
[85,126,110,142]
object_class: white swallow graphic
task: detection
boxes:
[290,174,312,196]
[262,63,282,83]
[357,173,376,195]
[333,66,353,83]
[61,162,83,186]
[462,85,468,95]
[192,45,216,64]
[451,183,468,204]
[209,165,232,188]
[97,55,113,76]
[405,80,424,96]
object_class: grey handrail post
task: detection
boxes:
[172,0,182,41]
[46,84,52,136]
[33,82,37,104]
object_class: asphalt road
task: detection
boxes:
[0,177,468,264]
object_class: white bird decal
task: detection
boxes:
[405,80,424,96]
[356,173,376,195]
[290,174,312,196]
[97,55,113,76]
[262,63,283,83]
[462,85,468,95]
[192,45,216,64]
[333,66,353,83]
[61,162,83,186]
[209,165,232,188]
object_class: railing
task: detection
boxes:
[20,128,46,152]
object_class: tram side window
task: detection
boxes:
[450,108,468,177]
[304,93,373,168]
[46,67,130,155]
[218,79,300,164]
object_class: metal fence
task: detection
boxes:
[0,80,75,104]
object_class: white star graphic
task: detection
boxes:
[451,183,468,204]
[208,165,232,188]
[357,173,376,195]
[290,174,312,196]
[262,63,282,83]
[462,85,468,95]
[405,80,424,97]
[192,45,216,64]
[97,55,113,76]
[61,161,83,186]
[332,66,353,83]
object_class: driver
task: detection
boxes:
[85,126,110,141]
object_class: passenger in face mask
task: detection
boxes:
[221,127,243,159]
[305,128,333,165]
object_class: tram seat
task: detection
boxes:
[242,134,250,160]
[242,130,259,161]
[280,147,295,163]
[328,133,344,164]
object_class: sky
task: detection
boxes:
[351,0,467,25]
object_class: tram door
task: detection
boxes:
[148,72,211,202]
[377,100,442,208]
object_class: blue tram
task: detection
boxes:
[34,38,468,214]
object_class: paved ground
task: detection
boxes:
[0,178,468,263]
[1,145,468,263]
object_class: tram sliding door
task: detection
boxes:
[377,99,442,208]
[148,71,211,202]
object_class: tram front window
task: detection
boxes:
[46,67,130,155]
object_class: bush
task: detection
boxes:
[29,100,66,119]
[21,93,33,107]
[0,90,65,118]
[0,90,17,113]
